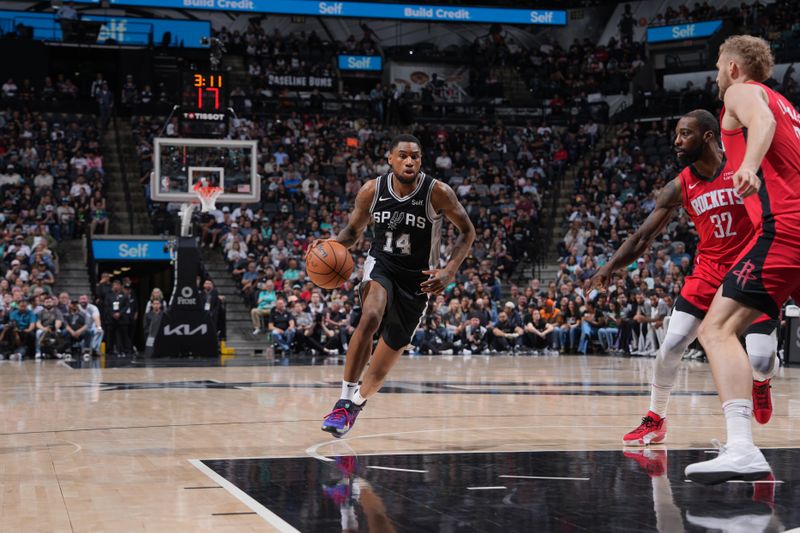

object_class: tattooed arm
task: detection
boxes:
[591,177,682,288]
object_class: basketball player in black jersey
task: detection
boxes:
[319,134,475,437]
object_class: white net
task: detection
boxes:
[193,184,223,213]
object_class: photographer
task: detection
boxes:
[416,314,453,355]
[324,300,348,352]
[35,295,63,358]
[293,301,335,355]
[491,310,523,353]
[64,299,89,354]
[522,308,555,353]
[461,315,488,355]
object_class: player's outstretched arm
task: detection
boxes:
[724,83,776,197]
[421,182,476,294]
[591,178,682,288]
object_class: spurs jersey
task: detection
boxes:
[679,158,755,266]
[721,81,800,237]
[368,172,443,286]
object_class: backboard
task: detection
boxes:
[151,137,259,204]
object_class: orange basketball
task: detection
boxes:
[305,241,354,289]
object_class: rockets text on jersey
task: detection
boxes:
[679,158,755,266]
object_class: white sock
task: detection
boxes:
[352,389,367,406]
[649,384,673,418]
[723,399,754,446]
[341,381,358,400]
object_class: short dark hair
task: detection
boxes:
[685,109,720,141]
[389,134,422,152]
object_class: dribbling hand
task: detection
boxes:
[307,238,329,257]
[733,167,761,198]
[420,269,453,295]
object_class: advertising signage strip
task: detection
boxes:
[646,20,722,43]
[0,10,210,47]
[339,55,382,71]
[97,0,567,25]
[92,240,172,261]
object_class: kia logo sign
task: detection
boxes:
[163,324,208,336]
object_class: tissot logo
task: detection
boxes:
[163,324,208,336]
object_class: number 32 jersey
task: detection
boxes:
[368,172,443,285]
[679,157,755,266]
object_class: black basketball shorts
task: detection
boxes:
[360,255,429,351]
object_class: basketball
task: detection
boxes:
[306,240,354,289]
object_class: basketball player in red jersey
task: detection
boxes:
[592,110,778,448]
[686,36,800,484]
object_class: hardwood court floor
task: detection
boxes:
[1,354,798,532]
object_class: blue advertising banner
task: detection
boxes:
[646,20,722,43]
[338,55,382,71]
[70,0,566,25]
[92,240,172,261]
[0,10,210,47]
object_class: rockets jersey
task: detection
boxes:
[721,81,800,237]
[368,172,443,284]
[679,158,755,266]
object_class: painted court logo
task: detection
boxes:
[732,260,757,288]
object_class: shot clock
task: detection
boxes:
[181,72,227,122]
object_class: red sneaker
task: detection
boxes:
[622,411,666,446]
[752,472,776,507]
[752,379,773,424]
[624,448,667,477]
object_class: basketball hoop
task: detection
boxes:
[193,181,223,213]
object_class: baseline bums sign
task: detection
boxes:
[77,0,566,25]
[646,20,722,43]
[92,239,171,261]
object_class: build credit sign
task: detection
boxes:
[78,0,566,25]
[647,20,722,43]
[92,239,171,261]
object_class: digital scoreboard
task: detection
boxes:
[182,72,226,121]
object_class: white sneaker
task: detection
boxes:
[252,328,261,335]
[35,352,42,360]
[686,501,772,531]
[685,440,771,485]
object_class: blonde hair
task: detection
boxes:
[719,35,774,82]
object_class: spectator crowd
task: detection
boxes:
[131,87,602,355]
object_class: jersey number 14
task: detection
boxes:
[383,231,411,255]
